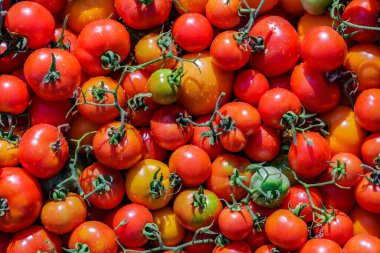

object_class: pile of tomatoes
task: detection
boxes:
[0,0,380,252]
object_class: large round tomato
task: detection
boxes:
[205,0,240,29]
[361,133,380,167]
[152,206,185,246]
[350,205,380,237]
[355,172,380,213]
[24,48,81,101]
[148,69,181,105]
[125,159,173,210]
[299,238,343,253]
[343,234,380,253]
[0,167,42,233]
[326,153,363,187]
[218,205,253,241]
[354,88,380,132]
[0,75,29,114]
[30,97,72,127]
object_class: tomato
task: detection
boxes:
[0,137,18,168]
[344,44,380,91]
[220,127,247,153]
[75,19,130,76]
[301,26,347,72]
[6,225,62,253]
[247,0,279,13]
[288,131,331,178]
[270,155,298,187]
[354,88,380,132]
[67,112,99,147]
[174,0,208,14]
[355,172,380,213]
[40,193,87,235]
[139,128,167,161]
[297,13,334,42]
[342,0,380,43]
[254,245,278,253]
[258,88,302,130]
[30,97,72,127]
[93,121,144,169]
[113,203,153,248]
[265,209,308,251]
[321,105,367,157]
[279,0,305,16]
[179,52,234,116]
[125,159,173,210]
[148,69,181,105]
[53,26,78,53]
[245,230,269,251]
[80,162,125,209]
[301,0,333,15]
[313,209,354,246]
[207,154,252,202]
[218,205,253,241]
[169,144,211,187]
[280,185,322,223]
[31,0,68,13]
[24,48,81,101]
[244,125,281,162]
[152,206,186,246]
[77,76,126,124]
[174,187,222,231]
[299,238,342,253]
[136,33,178,74]
[115,0,172,30]
[69,221,118,253]
[361,133,380,167]
[325,153,363,187]
[233,69,270,107]
[183,231,215,253]
[350,205,380,237]
[213,241,252,253]
[173,13,213,53]
[5,1,55,49]
[206,0,240,29]
[249,16,300,77]
[65,0,116,34]
[343,234,380,253]
[0,49,29,74]
[210,31,251,71]
[0,167,42,233]
[0,75,29,114]
[150,105,194,150]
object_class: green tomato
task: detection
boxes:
[148,68,181,105]
[270,155,297,187]
[301,0,333,15]
[250,166,290,208]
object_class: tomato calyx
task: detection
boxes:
[290,203,308,219]
[42,53,61,84]
[50,124,70,152]
[101,50,121,71]
[127,92,152,111]
[328,160,347,181]
[91,81,107,102]
[52,15,71,51]
[108,124,126,145]
[167,67,184,87]
[0,125,20,144]
[150,168,167,199]
[192,186,207,209]
[0,196,9,217]
[50,187,68,201]
[215,233,231,247]
[143,223,161,241]
[361,163,380,185]
[65,243,90,253]
[83,174,113,199]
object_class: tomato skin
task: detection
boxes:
[78,76,126,124]
[179,52,234,116]
[153,207,186,246]
[290,63,341,113]
[350,205,380,237]
[0,167,42,233]
[31,0,68,13]
[0,139,18,168]
[174,188,222,231]
[354,88,380,132]
[18,124,69,179]
[125,159,174,210]
[355,173,380,214]
[24,48,81,101]
[288,132,332,178]
[213,241,252,253]
[233,69,270,107]
[113,204,153,248]
[297,13,334,42]
[115,0,172,30]
[69,221,118,253]
[254,245,277,253]
[40,193,87,235]
[150,105,194,150]
[265,209,308,251]
[207,154,252,202]
[139,128,167,161]
[30,97,72,127]
[218,205,253,241]
[326,153,363,187]
[344,44,380,91]
[0,75,29,114]
[249,16,300,77]
[343,233,380,253]
[173,13,213,53]
[299,238,343,253]
[0,50,29,75]
[93,121,144,170]
[206,0,240,29]
[269,74,290,89]
[245,230,269,251]
[169,144,211,187]
[220,128,247,152]
[6,225,62,253]
[301,26,347,72]
[174,0,208,14]
[321,105,367,157]
[5,1,55,49]
[80,162,124,209]
[279,0,305,16]
[74,19,130,76]
[67,112,99,147]
[361,133,380,167]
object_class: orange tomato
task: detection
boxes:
[297,13,334,42]
[350,205,380,238]
[279,0,305,16]
[67,111,99,147]
[247,0,279,13]
[152,207,185,246]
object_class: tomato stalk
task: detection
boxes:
[149,168,167,199]
[82,174,113,199]
[0,125,20,144]
[127,93,152,111]
[50,123,70,152]
[361,164,380,185]
[64,243,90,253]
[101,50,121,70]
[42,53,61,84]
[53,15,71,50]
[193,186,208,208]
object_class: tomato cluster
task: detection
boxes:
[0,0,380,253]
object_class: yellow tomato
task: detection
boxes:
[297,13,334,42]
[0,139,18,167]
[152,206,186,246]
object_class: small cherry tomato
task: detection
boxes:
[0,75,29,114]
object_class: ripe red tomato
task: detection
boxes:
[18,124,69,179]
[0,167,42,233]
[115,0,172,30]
[343,234,380,253]
[247,0,279,13]
[354,88,380,132]
[361,133,380,167]
[350,205,380,237]
[245,230,269,251]
[206,0,240,29]
[218,205,253,241]
[53,26,78,53]
[0,75,30,114]
[31,0,68,13]
[213,241,252,253]
[24,48,81,101]
[30,97,72,127]
[269,74,290,89]
[299,238,343,253]
[5,1,55,49]
[326,153,363,187]
[220,127,247,153]
[355,172,380,214]
[139,128,167,161]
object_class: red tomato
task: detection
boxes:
[249,16,300,77]
[0,48,29,74]
[343,234,380,253]
[213,241,252,253]
[183,231,215,253]
[220,127,248,152]
[30,97,72,126]
[218,205,253,241]
[361,133,380,167]
[206,0,240,29]
[173,13,213,53]
[269,74,290,89]
[53,26,78,53]
[299,238,343,253]
[355,172,380,213]
[350,205,380,237]
[5,1,55,49]
[247,0,279,13]
[301,26,347,72]
[279,0,305,16]
[0,75,29,114]
[354,88,380,132]
[326,153,363,187]
[18,124,69,179]
[31,0,68,13]
[115,0,172,30]
[0,167,42,233]
[67,112,99,147]
[174,0,208,14]
[139,128,167,161]
[245,230,269,251]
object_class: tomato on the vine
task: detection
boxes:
[148,68,182,105]
[218,205,253,241]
